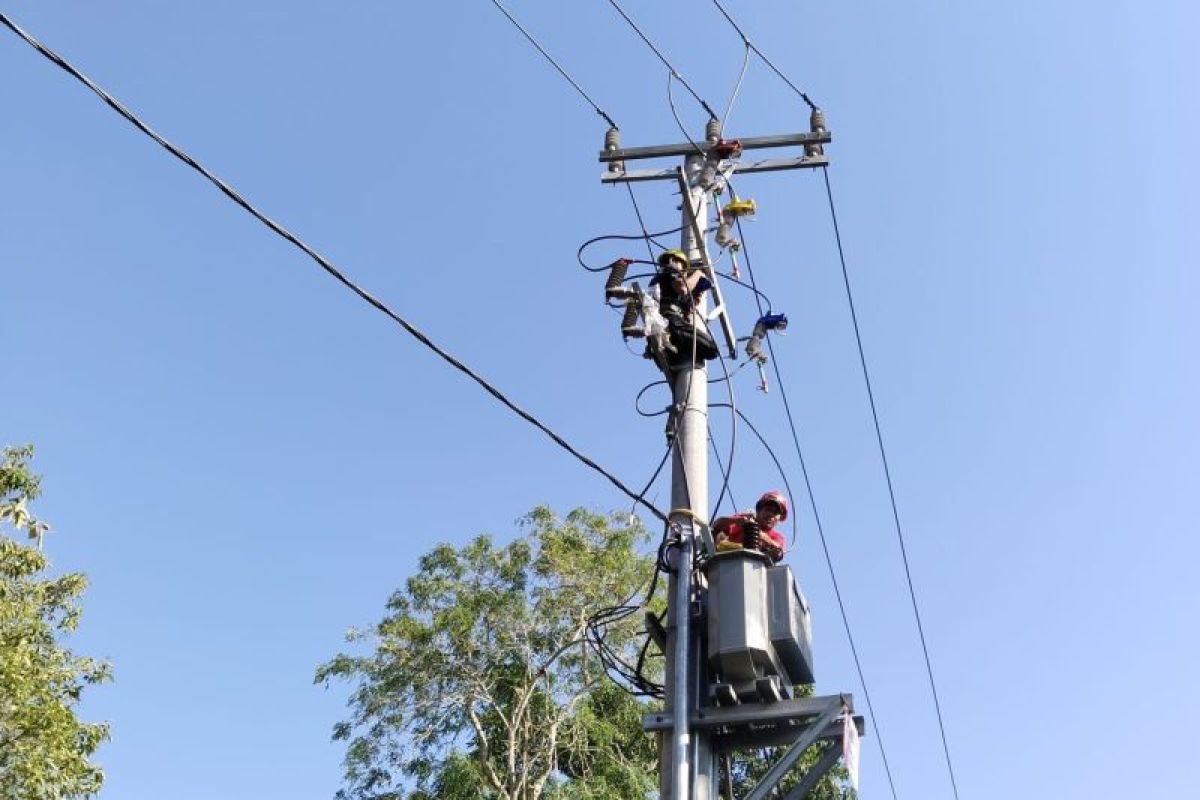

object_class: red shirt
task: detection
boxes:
[715,516,785,561]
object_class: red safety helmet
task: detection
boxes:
[756,490,789,521]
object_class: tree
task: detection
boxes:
[316,507,658,800]
[318,504,855,800]
[0,445,112,799]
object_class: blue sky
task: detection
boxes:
[3,1,1197,798]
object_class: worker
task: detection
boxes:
[649,249,719,366]
[713,490,789,563]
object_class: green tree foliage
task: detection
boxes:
[316,507,657,800]
[0,445,111,799]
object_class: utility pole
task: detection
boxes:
[663,123,719,800]
[599,116,862,800]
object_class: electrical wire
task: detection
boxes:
[708,403,795,549]
[488,0,619,130]
[708,344,738,520]
[625,183,667,262]
[821,167,960,800]
[0,11,672,528]
[709,0,820,111]
[707,429,737,518]
[667,73,710,160]
[715,270,775,313]
[719,44,752,135]
[577,226,684,272]
[736,215,902,800]
[603,0,718,119]
[635,380,671,418]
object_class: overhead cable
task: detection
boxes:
[710,0,819,111]
[718,43,752,134]
[603,0,719,119]
[821,167,962,800]
[0,11,669,526]
[488,0,619,129]
[735,215,902,800]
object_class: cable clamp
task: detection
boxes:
[668,508,716,555]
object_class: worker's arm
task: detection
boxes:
[760,531,785,563]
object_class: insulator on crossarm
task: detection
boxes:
[604,258,634,300]
[805,107,826,158]
[706,117,722,144]
[605,126,625,174]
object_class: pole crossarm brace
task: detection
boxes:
[675,167,738,359]
[602,155,829,184]
[598,131,832,163]
[742,696,844,800]
[782,742,844,800]
[643,693,854,732]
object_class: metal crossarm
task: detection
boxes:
[602,155,829,183]
[598,131,832,163]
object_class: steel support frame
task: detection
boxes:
[782,742,844,800]
[743,697,844,800]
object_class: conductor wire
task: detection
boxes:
[0,11,670,526]
[736,215,901,800]
[822,166,960,800]
[710,0,820,111]
[604,0,719,119]
[489,0,620,129]
[719,44,752,134]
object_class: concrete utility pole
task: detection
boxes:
[600,118,860,800]
[663,127,719,800]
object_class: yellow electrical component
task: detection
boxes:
[724,197,757,218]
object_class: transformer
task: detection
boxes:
[702,550,814,704]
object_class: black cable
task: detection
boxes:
[0,12,671,527]
[709,0,820,112]
[603,0,718,119]
[625,182,667,261]
[634,380,671,418]
[667,73,710,160]
[821,166,960,800]
[488,0,619,130]
[707,427,737,519]
[708,403,793,534]
[708,346,738,520]
[715,270,775,313]
[577,226,684,272]
[736,216,902,800]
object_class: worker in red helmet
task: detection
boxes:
[712,491,789,563]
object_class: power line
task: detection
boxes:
[709,0,819,111]
[736,216,902,800]
[718,43,752,135]
[0,11,670,527]
[603,0,719,119]
[821,166,961,800]
[487,0,619,130]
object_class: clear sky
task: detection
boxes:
[3,1,1197,798]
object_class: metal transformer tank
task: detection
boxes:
[702,550,814,703]
[766,563,814,686]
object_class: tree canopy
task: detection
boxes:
[317,506,657,800]
[0,445,111,799]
